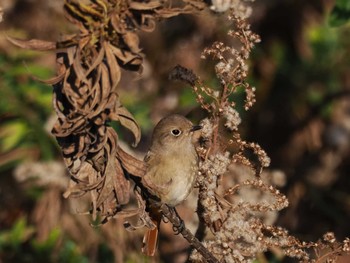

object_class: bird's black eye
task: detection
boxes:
[171,129,181,136]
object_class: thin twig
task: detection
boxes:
[160,204,220,263]
[186,193,208,262]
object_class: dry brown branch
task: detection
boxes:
[159,203,220,263]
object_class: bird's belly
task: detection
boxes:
[145,150,198,207]
[161,166,196,206]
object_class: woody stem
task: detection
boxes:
[160,204,220,263]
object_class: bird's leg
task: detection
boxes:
[170,207,185,235]
[160,204,185,234]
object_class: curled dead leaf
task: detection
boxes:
[129,1,163,11]
[104,42,121,89]
[110,105,141,147]
[7,37,57,51]
[122,32,141,53]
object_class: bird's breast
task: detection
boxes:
[146,150,198,206]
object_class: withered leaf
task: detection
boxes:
[90,64,111,115]
[95,158,116,208]
[122,32,141,53]
[123,189,156,231]
[110,15,124,34]
[67,46,76,66]
[7,37,56,51]
[64,0,96,27]
[104,42,121,89]
[114,158,130,205]
[63,175,104,198]
[36,72,65,85]
[129,1,163,11]
[78,36,91,51]
[110,105,141,147]
[94,0,108,14]
[78,2,105,19]
[109,44,142,67]
[115,208,143,219]
[72,50,90,85]
[128,57,143,67]
[85,46,105,77]
[182,0,207,10]
[56,34,80,49]
[90,128,130,220]
[155,6,194,18]
[63,161,101,197]
[84,67,102,114]
[139,15,156,32]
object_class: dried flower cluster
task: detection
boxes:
[210,0,253,17]
[223,105,241,131]
[197,152,231,224]
[170,2,350,263]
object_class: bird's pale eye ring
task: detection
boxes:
[171,129,181,136]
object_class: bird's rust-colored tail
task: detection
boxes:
[142,225,159,256]
[142,209,162,256]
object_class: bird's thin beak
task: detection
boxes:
[190,125,202,132]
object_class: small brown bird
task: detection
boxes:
[142,114,202,256]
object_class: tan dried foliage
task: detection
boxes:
[8,0,205,223]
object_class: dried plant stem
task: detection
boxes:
[160,204,220,263]
[194,197,207,241]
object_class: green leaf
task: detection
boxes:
[9,218,35,247]
[329,0,350,27]
[179,87,197,107]
[58,240,89,263]
[0,121,28,151]
[32,228,61,253]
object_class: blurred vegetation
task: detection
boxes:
[0,218,89,263]
[329,0,350,27]
[0,0,350,262]
[0,50,56,165]
[0,48,97,262]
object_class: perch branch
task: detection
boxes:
[160,203,220,263]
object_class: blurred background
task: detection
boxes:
[0,0,349,262]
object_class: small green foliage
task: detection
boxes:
[0,121,28,152]
[31,228,61,261]
[0,218,35,250]
[0,52,58,166]
[119,91,153,131]
[58,241,89,263]
[329,0,350,27]
[32,228,61,252]
[0,218,90,263]
[179,86,199,107]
